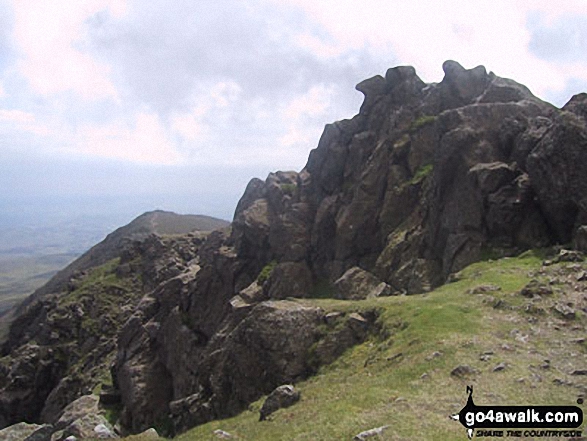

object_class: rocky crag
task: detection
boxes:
[1,61,587,438]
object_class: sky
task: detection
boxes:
[1,0,587,224]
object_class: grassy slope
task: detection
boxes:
[170,250,586,441]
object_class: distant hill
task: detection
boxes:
[13,210,229,311]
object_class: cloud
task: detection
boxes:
[280,84,334,148]
[10,0,123,99]
[269,0,587,104]
[85,0,374,113]
[72,112,181,164]
[527,13,587,64]
[0,107,49,135]
[2,0,587,183]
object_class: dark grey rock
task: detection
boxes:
[520,280,553,298]
[259,385,300,421]
[451,365,479,378]
[493,362,507,372]
[334,267,392,300]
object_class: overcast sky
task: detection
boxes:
[1,0,587,222]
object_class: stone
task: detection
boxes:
[527,112,587,244]
[493,362,507,372]
[334,267,392,300]
[24,425,54,441]
[238,281,265,304]
[54,395,100,430]
[552,303,576,320]
[213,429,234,439]
[259,385,300,421]
[125,428,159,440]
[469,162,517,195]
[574,226,587,252]
[312,312,376,366]
[468,284,501,294]
[266,262,313,299]
[93,423,117,438]
[450,365,479,378]
[519,280,553,298]
[554,249,584,263]
[354,425,390,440]
[324,312,343,325]
[61,414,116,440]
[0,423,53,441]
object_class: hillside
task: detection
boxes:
[179,249,586,440]
[1,61,586,441]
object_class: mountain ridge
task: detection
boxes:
[13,210,229,311]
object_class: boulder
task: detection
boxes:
[58,414,116,440]
[450,365,479,378]
[312,312,375,366]
[527,112,587,243]
[168,301,323,433]
[334,267,392,300]
[266,262,313,299]
[0,422,53,441]
[573,226,587,252]
[259,385,300,421]
[53,395,100,430]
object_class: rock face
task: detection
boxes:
[2,61,587,437]
[0,232,209,431]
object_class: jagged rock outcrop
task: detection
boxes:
[0,231,211,431]
[230,60,572,295]
[2,61,587,437]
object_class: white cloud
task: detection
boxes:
[0,109,35,124]
[270,0,587,101]
[4,0,586,173]
[171,81,242,143]
[210,81,242,108]
[0,108,50,135]
[74,112,181,165]
[171,105,208,142]
[0,82,5,98]
[284,84,332,120]
[280,84,333,148]
[10,0,125,99]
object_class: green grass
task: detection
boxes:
[174,250,585,440]
[52,258,141,395]
[280,183,297,196]
[408,164,433,185]
[257,261,277,285]
[410,115,437,132]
